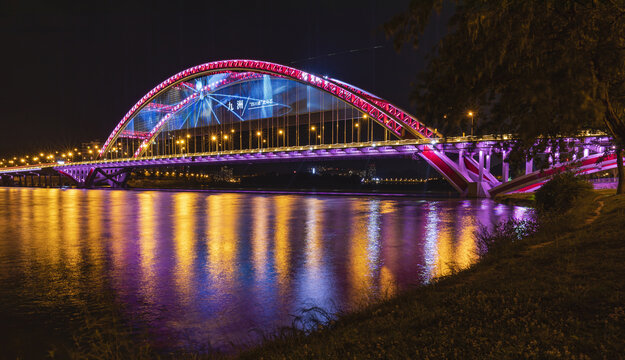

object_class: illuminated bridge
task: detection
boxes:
[0,60,621,197]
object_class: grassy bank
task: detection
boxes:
[237,190,625,359]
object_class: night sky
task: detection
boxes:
[0,0,449,156]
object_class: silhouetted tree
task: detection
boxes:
[386,0,625,193]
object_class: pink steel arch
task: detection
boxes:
[100,59,441,157]
[133,71,266,157]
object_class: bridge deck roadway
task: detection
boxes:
[1,133,616,197]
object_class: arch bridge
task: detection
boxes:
[0,60,621,197]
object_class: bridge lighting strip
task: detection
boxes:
[100,60,426,157]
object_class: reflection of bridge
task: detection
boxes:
[0,60,622,197]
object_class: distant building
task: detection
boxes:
[215,166,234,182]
[366,164,376,180]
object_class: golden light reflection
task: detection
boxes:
[273,196,293,294]
[455,215,477,269]
[300,197,326,301]
[378,201,398,297]
[61,190,81,268]
[207,194,239,287]
[252,196,270,281]
[379,266,396,298]
[348,200,372,304]
[434,212,453,277]
[423,202,482,280]
[423,202,455,280]
[44,189,61,265]
[18,189,34,259]
[109,190,129,278]
[138,192,157,302]
[85,190,105,270]
[173,192,196,303]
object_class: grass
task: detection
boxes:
[61,190,625,359]
[235,190,625,359]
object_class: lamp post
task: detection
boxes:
[468,111,474,136]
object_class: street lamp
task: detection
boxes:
[468,111,474,136]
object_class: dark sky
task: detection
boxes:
[0,0,449,156]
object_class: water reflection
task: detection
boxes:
[0,188,532,353]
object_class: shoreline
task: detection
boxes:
[234,190,624,358]
[0,185,461,199]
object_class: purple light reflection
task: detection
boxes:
[0,188,533,353]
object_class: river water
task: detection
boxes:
[0,187,530,355]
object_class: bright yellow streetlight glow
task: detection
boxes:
[39,153,44,157]
[468,111,473,116]
[354,123,359,127]
[278,129,283,135]
[362,114,368,119]
[223,135,228,140]
[311,126,316,131]
[256,131,262,136]
[186,134,190,138]
[230,128,235,133]
[211,135,217,141]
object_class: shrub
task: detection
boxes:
[476,218,538,256]
[534,172,592,213]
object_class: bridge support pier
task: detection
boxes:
[502,151,509,183]
[1,175,13,187]
[478,150,484,184]
[465,181,490,198]
[525,158,533,175]
[81,167,132,188]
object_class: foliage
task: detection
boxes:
[475,218,538,256]
[535,172,593,213]
[385,0,625,192]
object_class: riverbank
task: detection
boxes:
[237,190,625,358]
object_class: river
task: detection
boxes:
[0,187,530,356]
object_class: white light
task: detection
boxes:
[195,81,202,91]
